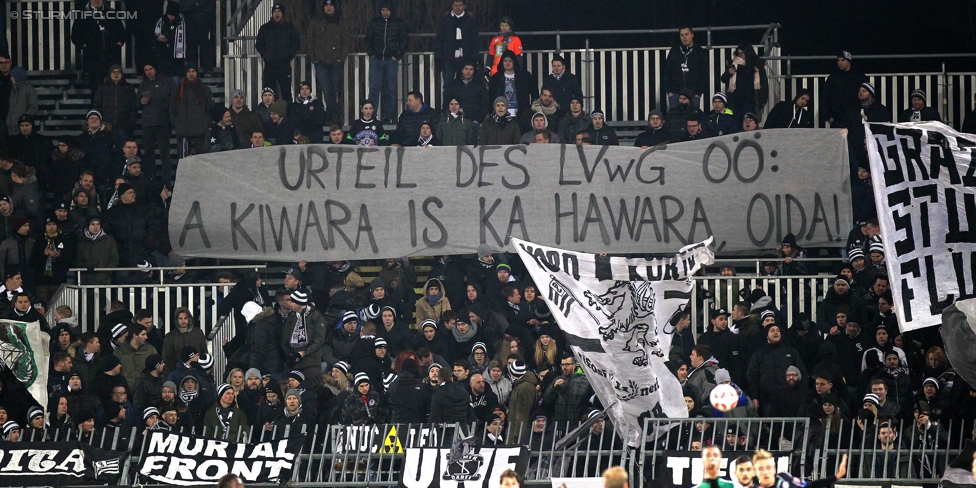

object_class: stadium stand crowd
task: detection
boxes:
[0,1,971,478]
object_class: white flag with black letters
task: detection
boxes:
[512,237,714,447]
[867,121,976,331]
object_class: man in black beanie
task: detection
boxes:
[256,4,301,103]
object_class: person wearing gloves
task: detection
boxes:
[281,290,327,382]
[203,383,250,442]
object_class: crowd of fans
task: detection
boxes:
[0,1,968,478]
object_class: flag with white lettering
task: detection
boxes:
[512,237,714,447]
[0,440,128,486]
[398,446,529,488]
[866,122,976,331]
[136,431,305,485]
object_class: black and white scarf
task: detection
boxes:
[289,308,310,349]
[283,405,302,418]
[418,134,434,147]
[154,15,186,59]
[214,405,234,440]
[83,228,104,241]
[179,386,199,404]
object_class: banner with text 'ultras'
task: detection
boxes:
[512,237,714,447]
[170,130,850,261]
[867,122,976,331]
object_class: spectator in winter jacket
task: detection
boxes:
[152,2,186,79]
[203,383,250,441]
[138,63,176,182]
[171,64,214,158]
[585,110,619,146]
[705,93,737,136]
[288,81,326,143]
[443,62,490,126]
[820,51,868,127]
[101,183,167,267]
[529,86,564,129]
[70,0,126,100]
[75,217,117,286]
[697,309,744,385]
[663,26,708,110]
[544,56,583,112]
[342,373,386,424]
[414,278,451,329]
[686,344,718,405]
[132,353,164,411]
[666,90,704,142]
[720,44,768,126]
[366,2,408,122]
[486,17,522,77]
[114,324,158,390]
[437,98,477,146]
[281,290,327,380]
[206,105,243,152]
[394,91,438,146]
[485,360,512,404]
[228,89,264,145]
[478,96,522,146]
[817,276,869,335]
[9,164,42,232]
[897,90,941,123]
[676,115,711,142]
[558,94,591,144]
[161,308,208,376]
[6,68,37,136]
[429,366,471,423]
[634,110,670,148]
[93,65,137,148]
[747,325,806,415]
[0,220,34,291]
[520,112,561,144]
[543,353,591,425]
[507,360,538,443]
[8,115,52,187]
[77,110,123,190]
[764,89,814,129]
[29,215,73,302]
[388,358,431,423]
[433,0,479,88]
[488,50,538,130]
[264,100,296,145]
[255,4,301,103]
[304,0,348,123]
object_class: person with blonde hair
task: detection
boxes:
[754,449,847,488]
[602,466,628,488]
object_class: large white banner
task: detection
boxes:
[867,122,976,331]
[511,237,714,447]
[170,131,849,261]
[0,320,48,411]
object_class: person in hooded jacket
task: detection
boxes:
[557,94,591,144]
[75,216,116,286]
[93,65,137,147]
[354,336,393,395]
[0,220,35,290]
[49,137,86,203]
[288,81,326,143]
[365,2,407,123]
[506,360,539,443]
[764,89,814,129]
[161,308,208,376]
[415,278,451,329]
[634,110,670,148]
[387,358,431,423]
[7,115,51,183]
[747,324,806,415]
[241,304,284,377]
[132,353,165,412]
[63,373,100,424]
[377,305,410,357]
[205,105,243,152]
[443,62,490,125]
[254,382,283,440]
[488,50,537,130]
[437,98,477,146]
[520,112,561,144]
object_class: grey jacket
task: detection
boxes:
[6,82,37,135]
[76,232,118,286]
[137,75,176,127]
[281,307,328,370]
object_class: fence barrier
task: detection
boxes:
[15,416,968,487]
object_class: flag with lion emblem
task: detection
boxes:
[512,237,714,447]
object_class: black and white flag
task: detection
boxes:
[866,121,976,331]
[0,440,129,486]
[512,237,714,446]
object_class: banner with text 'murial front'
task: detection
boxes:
[170,130,849,261]
[136,431,304,485]
[512,237,714,447]
[867,122,976,331]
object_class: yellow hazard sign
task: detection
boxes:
[382,425,404,453]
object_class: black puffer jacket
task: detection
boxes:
[746,341,806,406]
[255,19,301,66]
[365,13,408,60]
[77,128,123,187]
[206,122,243,152]
[429,380,471,422]
[246,308,284,376]
[443,70,490,122]
[387,371,432,423]
[395,103,438,146]
[94,79,138,131]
